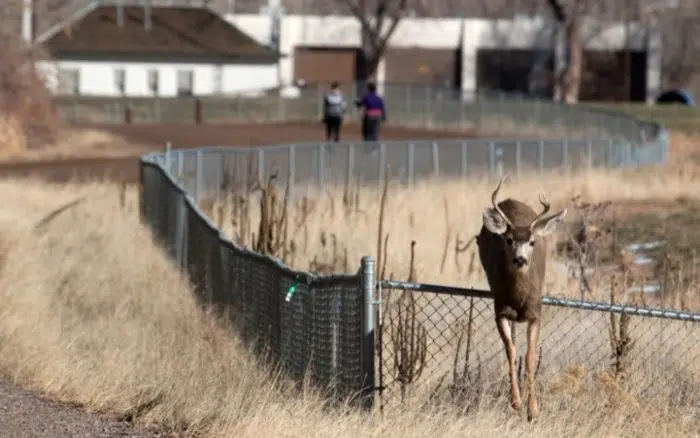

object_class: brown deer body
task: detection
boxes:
[476,175,567,421]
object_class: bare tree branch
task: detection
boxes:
[337,0,410,78]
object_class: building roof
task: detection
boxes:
[40,5,280,62]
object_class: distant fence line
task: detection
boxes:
[55,83,668,158]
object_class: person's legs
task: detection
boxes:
[366,117,380,141]
[334,118,343,142]
[361,117,369,141]
[324,118,333,141]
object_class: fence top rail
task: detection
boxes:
[141,157,362,284]
[379,279,700,323]
[141,135,648,164]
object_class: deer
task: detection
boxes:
[476,175,567,422]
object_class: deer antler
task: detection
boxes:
[530,191,552,230]
[491,175,514,229]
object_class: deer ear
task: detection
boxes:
[533,208,568,237]
[482,207,508,234]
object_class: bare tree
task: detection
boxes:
[545,0,585,103]
[334,0,411,80]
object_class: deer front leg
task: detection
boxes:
[526,319,541,422]
[496,316,521,410]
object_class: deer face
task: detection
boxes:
[483,214,566,271]
[482,176,567,272]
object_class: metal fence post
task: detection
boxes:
[431,141,439,178]
[194,149,202,203]
[288,145,296,200]
[460,141,468,178]
[360,255,376,409]
[407,142,415,187]
[164,141,172,172]
[257,149,265,182]
[379,143,387,182]
[318,143,326,186]
[347,143,355,188]
[174,193,188,271]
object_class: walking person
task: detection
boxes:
[322,81,346,142]
[355,81,386,142]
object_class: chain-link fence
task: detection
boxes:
[376,279,700,411]
[139,155,376,406]
[154,137,666,204]
[134,84,694,412]
[53,83,667,149]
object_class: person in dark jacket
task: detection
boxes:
[322,81,346,142]
[355,81,386,142]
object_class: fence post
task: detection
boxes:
[174,193,188,271]
[460,141,468,178]
[194,149,202,203]
[164,141,172,173]
[138,159,146,221]
[407,142,415,187]
[431,141,439,178]
[257,149,265,182]
[360,255,376,409]
[288,145,296,200]
[318,143,326,186]
[378,143,387,183]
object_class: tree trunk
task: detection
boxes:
[562,19,583,104]
[362,50,382,81]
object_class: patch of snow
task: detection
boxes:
[626,240,666,253]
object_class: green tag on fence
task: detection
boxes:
[285,282,299,302]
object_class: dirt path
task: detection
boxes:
[0,121,476,183]
[0,381,170,438]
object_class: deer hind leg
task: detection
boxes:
[496,316,521,410]
[526,319,541,422]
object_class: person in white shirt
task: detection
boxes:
[322,81,346,142]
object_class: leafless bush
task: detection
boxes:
[0,29,60,150]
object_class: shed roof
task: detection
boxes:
[41,5,280,62]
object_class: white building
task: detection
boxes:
[227,13,662,102]
[36,4,282,97]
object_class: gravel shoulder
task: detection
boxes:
[0,381,169,438]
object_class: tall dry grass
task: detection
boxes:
[0,167,698,436]
[207,164,700,305]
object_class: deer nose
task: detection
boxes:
[513,256,527,267]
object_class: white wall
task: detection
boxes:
[38,60,278,97]
[227,14,661,99]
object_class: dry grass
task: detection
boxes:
[0,128,149,162]
[0,164,698,436]
[207,163,700,309]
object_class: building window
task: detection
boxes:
[176,69,194,96]
[57,68,80,95]
[114,68,126,95]
[147,69,159,95]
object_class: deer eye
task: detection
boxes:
[505,237,513,245]
[529,240,535,247]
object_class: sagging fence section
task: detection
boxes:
[140,158,375,404]
[140,148,700,411]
